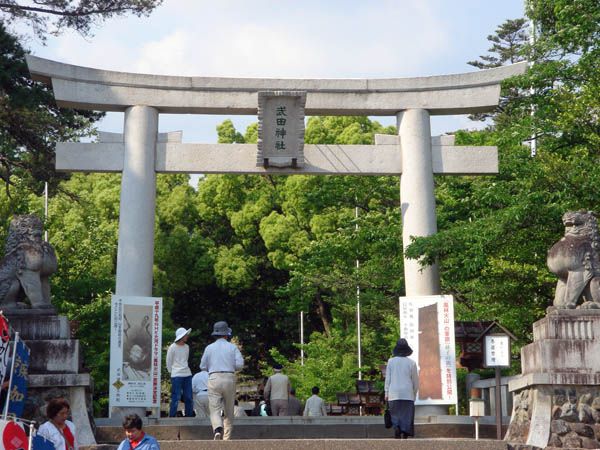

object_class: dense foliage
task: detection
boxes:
[407,0,600,342]
[0,24,102,193]
[0,1,165,193]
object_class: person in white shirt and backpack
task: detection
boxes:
[166,327,194,417]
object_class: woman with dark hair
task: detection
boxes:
[384,338,419,439]
[37,398,77,450]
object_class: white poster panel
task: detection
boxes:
[109,296,162,409]
[484,335,511,368]
[399,295,457,405]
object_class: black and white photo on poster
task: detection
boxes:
[122,304,152,381]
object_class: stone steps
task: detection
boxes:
[94,415,508,443]
[82,438,508,450]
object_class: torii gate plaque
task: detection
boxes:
[26,55,526,418]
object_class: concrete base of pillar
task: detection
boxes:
[416,405,449,416]
[110,406,148,421]
[5,311,96,446]
[506,310,600,449]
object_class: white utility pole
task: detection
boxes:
[300,311,304,366]
[355,205,362,381]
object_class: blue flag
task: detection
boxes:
[5,337,30,418]
[32,434,56,450]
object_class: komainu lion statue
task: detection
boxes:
[547,210,600,309]
[0,215,57,309]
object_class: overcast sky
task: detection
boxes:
[21,0,526,141]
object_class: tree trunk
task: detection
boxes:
[315,291,332,337]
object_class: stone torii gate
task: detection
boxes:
[26,55,526,302]
[27,57,527,425]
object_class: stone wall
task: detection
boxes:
[507,385,600,449]
[547,387,600,449]
[506,388,532,444]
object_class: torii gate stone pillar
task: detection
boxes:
[398,109,440,295]
[117,106,159,296]
[26,55,527,424]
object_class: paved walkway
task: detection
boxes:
[82,438,509,450]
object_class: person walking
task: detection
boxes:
[116,414,160,450]
[199,321,244,440]
[287,388,303,416]
[166,327,194,417]
[38,398,77,450]
[384,338,419,439]
[192,369,210,417]
[264,363,291,416]
[234,400,248,417]
[303,386,327,417]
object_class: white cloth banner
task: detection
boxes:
[109,296,162,409]
[399,295,458,405]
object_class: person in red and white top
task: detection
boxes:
[38,398,77,450]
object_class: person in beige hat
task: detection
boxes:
[200,321,244,440]
[167,327,193,417]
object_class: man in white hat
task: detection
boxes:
[166,327,194,417]
[199,321,244,440]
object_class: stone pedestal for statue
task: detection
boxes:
[506,309,600,449]
[5,308,96,446]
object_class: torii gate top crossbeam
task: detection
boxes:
[26,56,526,116]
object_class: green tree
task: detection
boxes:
[0,1,163,193]
[518,0,600,153]
[44,173,204,412]
[0,0,162,39]
[406,3,600,344]
[0,24,102,193]
[467,18,530,122]
[216,119,245,144]
[467,18,529,69]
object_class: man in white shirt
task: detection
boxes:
[166,327,194,417]
[200,321,244,441]
[264,363,290,416]
[192,370,210,417]
[303,386,328,417]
